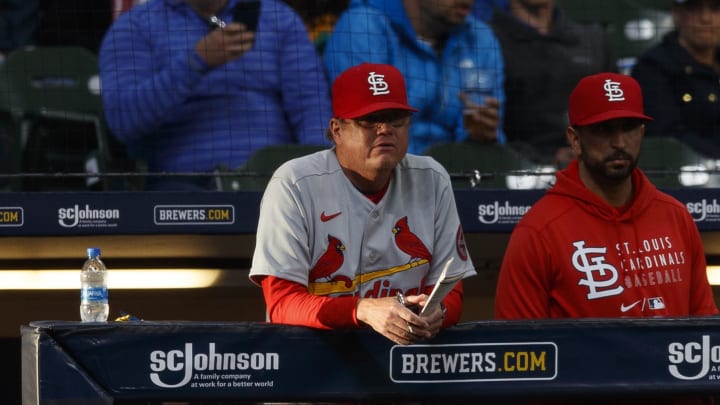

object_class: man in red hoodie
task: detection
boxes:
[495,72,718,320]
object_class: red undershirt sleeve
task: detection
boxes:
[424,281,464,327]
[260,276,361,329]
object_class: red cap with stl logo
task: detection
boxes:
[568,72,653,126]
[332,63,419,119]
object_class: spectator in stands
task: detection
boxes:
[489,0,615,168]
[249,63,476,345]
[99,0,332,190]
[323,0,506,156]
[632,0,720,158]
[495,73,718,322]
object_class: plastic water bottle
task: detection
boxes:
[80,247,109,322]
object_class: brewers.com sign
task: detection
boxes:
[390,342,557,383]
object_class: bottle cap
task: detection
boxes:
[87,247,101,258]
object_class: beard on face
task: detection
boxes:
[579,149,637,187]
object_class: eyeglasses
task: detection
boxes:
[349,112,412,130]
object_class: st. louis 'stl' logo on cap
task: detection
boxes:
[368,72,390,96]
[603,79,625,102]
[567,72,653,126]
[331,63,419,119]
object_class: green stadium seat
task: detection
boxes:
[215,144,328,191]
[423,142,549,189]
[555,0,673,72]
[639,136,715,188]
[0,46,116,191]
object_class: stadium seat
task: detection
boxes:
[422,142,549,189]
[555,0,673,73]
[638,136,715,188]
[215,144,328,191]
[0,46,117,191]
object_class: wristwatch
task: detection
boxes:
[440,303,447,321]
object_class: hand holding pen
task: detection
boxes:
[355,291,446,346]
[396,292,420,314]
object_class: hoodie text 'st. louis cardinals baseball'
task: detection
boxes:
[495,160,718,319]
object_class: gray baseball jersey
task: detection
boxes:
[249,149,476,298]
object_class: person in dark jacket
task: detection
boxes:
[632,0,720,157]
[490,0,615,167]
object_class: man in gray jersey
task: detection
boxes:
[249,63,476,345]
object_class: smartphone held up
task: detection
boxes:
[232,0,260,31]
[207,1,260,32]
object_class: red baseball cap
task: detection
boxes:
[568,72,653,126]
[332,63,419,119]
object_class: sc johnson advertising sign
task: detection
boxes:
[57,204,120,228]
[668,335,720,381]
[686,199,720,223]
[477,201,531,225]
[390,342,557,383]
[149,342,278,389]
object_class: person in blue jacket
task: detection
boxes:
[99,0,332,190]
[323,0,506,155]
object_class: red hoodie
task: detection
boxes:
[495,160,718,319]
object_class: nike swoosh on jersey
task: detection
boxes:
[620,299,642,313]
[320,211,342,222]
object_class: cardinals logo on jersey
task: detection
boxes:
[572,240,623,300]
[309,235,352,287]
[392,216,432,263]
